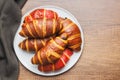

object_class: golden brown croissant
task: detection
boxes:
[31,33,68,65]
[19,37,51,52]
[19,18,62,38]
[38,49,73,72]
[58,17,82,51]
[24,9,58,23]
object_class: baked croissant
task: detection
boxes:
[38,49,73,72]
[58,17,82,51]
[18,37,51,52]
[19,18,62,38]
[24,9,58,23]
[31,33,68,65]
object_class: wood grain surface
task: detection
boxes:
[18,0,120,80]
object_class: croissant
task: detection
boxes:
[18,37,51,52]
[31,33,68,65]
[38,49,73,72]
[24,9,58,23]
[19,18,62,38]
[58,17,82,51]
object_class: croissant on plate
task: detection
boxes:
[19,18,62,38]
[38,49,73,72]
[24,9,58,23]
[18,37,51,52]
[31,33,68,65]
[58,17,82,51]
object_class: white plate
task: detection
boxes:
[13,5,84,76]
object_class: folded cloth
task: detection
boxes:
[0,0,27,80]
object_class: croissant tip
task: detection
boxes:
[19,31,22,35]
[19,31,24,37]
[18,43,21,47]
[31,58,34,64]
[73,47,81,52]
[31,57,38,64]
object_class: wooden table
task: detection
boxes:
[18,0,120,80]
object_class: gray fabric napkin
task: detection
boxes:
[0,0,26,80]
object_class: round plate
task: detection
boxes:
[13,5,84,76]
